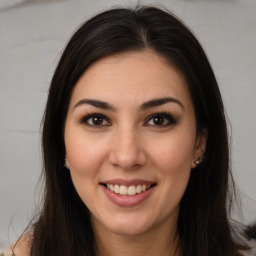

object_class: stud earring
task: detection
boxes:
[64,159,70,169]
[194,156,201,166]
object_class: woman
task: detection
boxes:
[10,5,253,256]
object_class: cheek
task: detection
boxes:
[65,134,109,178]
[65,138,108,205]
[149,133,195,174]
[143,134,194,222]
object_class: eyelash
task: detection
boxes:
[144,112,178,127]
[80,113,111,128]
[80,112,177,128]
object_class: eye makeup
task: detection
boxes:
[78,110,179,129]
[80,113,111,128]
[144,111,178,127]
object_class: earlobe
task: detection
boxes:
[192,129,207,168]
[64,157,70,169]
[194,156,202,166]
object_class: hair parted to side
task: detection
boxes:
[24,5,249,256]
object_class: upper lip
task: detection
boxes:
[100,179,156,187]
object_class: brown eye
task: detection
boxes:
[152,116,165,125]
[91,116,104,125]
[81,114,111,128]
[145,112,177,127]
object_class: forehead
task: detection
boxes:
[69,50,192,109]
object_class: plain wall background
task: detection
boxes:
[0,0,255,248]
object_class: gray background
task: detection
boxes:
[0,0,255,249]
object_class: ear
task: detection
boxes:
[191,129,207,169]
[64,155,70,169]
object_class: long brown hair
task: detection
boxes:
[21,5,249,256]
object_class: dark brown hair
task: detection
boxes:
[22,5,249,256]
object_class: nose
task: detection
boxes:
[108,126,147,170]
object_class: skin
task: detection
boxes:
[8,234,31,256]
[64,50,207,256]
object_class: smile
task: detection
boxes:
[101,180,157,207]
[106,184,152,196]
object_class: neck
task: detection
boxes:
[93,220,181,256]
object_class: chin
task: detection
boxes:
[110,213,161,237]
[93,212,155,237]
[107,223,151,237]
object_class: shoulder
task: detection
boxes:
[248,239,256,256]
[241,239,256,256]
[243,224,256,256]
[5,234,32,256]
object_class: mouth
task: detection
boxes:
[100,179,157,207]
[101,183,157,196]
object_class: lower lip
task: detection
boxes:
[102,185,155,207]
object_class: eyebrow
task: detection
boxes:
[140,97,184,111]
[74,99,116,111]
[73,97,184,111]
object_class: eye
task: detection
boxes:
[81,113,111,128]
[145,112,177,127]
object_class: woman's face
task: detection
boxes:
[64,50,206,237]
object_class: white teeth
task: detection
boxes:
[136,184,142,193]
[128,185,136,196]
[106,184,152,196]
[120,185,127,195]
[114,184,120,194]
